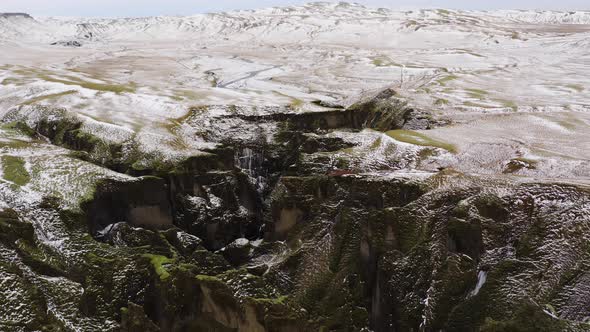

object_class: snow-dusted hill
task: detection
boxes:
[0,2,589,181]
[2,4,590,42]
[3,4,590,331]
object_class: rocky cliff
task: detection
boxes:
[0,89,588,331]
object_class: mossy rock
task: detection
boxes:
[480,302,567,332]
[348,89,412,131]
[446,259,538,330]
[386,130,457,153]
[143,254,175,281]
[0,260,66,331]
[0,209,67,277]
[0,209,33,243]
[1,155,30,186]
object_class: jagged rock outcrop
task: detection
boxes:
[50,40,83,47]
[348,88,443,131]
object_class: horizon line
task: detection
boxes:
[3,5,590,20]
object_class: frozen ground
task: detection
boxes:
[0,2,589,181]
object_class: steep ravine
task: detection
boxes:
[1,90,590,331]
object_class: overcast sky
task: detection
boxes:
[2,0,589,17]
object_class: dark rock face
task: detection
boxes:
[84,177,173,235]
[51,40,83,47]
[0,13,33,19]
[173,170,263,251]
[2,91,590,331]
[348,88,443,130]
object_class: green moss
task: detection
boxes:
[434,98,449,106]
[77,181,99,207]
[480,302,567,332]
[39,75,135,94]
[175,263,199,274]
[21,90,78,105]
[86,252,116,266]
[16,240,66,277]
[544,304,557,316]
[497,99,518,112]
[466,88,488,99]
[195,274,224,283]
[386,130,457,153]
[1,78,23,86]
[2,155,30,186]
[290,98,304,109]
[142,254,174,280]
[129,153,177,174]
[437,75,458,86]
[372,58,384,66]
[372,57,394,67]
[566,84,584,93]
[0,123,37,149]
[0,138,34,150]
[250,295,289,305]
[370,137,382,150]
[2,121,36,137]
[463,101,494,108]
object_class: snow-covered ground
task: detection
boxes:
[0,2,589,181]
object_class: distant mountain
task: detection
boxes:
[0,12,32,18]
[1,4,590,44]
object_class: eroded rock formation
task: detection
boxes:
[1,91,589,331]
